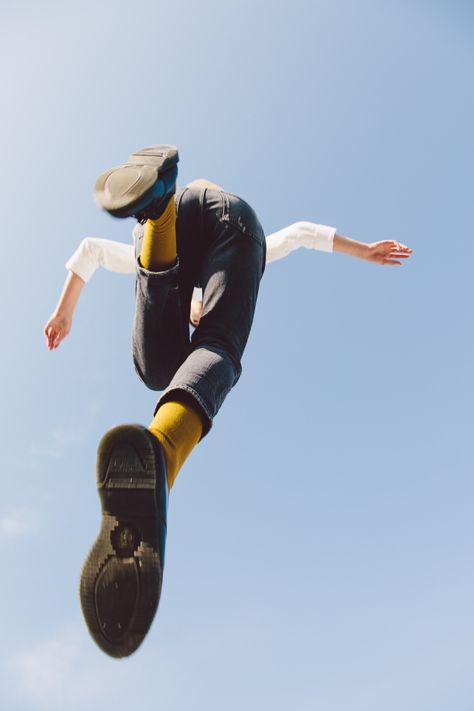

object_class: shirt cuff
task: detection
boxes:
[312,224,336,252]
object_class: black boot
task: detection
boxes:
[80,424,168,658]
[94,144,179,221]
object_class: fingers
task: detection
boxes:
[376,252,409,265]
[371,241,413,264]
[53,329,64,349]
[44,324,61,350]
[44,321,55,350]
[44,325,53,350]
[384,242,413,264]
[377,240,412,253]
[389,240,412,253]
[371,239,413,266]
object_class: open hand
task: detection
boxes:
[366,240,413,266]
[44,313,72,350]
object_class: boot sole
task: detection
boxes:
[94,145,179,217]
[79,425,167,658]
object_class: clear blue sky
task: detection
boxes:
[1,1,473,709]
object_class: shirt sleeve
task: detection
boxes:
[265,221,336,264]
[65,238,135,283]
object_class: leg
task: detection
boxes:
[132,249,191,391]
[81,147,192,658]
[95,143,192,390]
[132,187,201,391]
[132,188,204,489]
[155,188,266,434]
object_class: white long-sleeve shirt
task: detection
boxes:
[65,221,336,293]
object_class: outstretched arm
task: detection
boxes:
[44,237,135,350]
[44,271,85,350]
[333,234,413,265]
[189,226,413,328]
[266,222,413,265]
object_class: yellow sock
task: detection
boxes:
[149,401,203,490]
[140,197,177,270]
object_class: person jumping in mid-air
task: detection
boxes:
[44,145,412,658]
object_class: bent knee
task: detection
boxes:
[133,358,174,391]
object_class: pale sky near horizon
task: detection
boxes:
[1,2,473,709]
